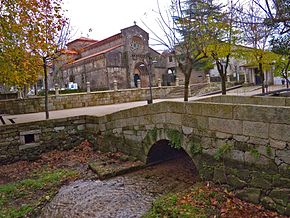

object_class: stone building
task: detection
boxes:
[49,25,169,91]
[48,24,208,91]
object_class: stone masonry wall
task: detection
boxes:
[0,87,175,115]
[0,116,87,163]
[0,98,289,215]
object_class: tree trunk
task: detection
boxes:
[259,63,265,94]
[221,74,227,95]
[43,57,49,119]
[184,73,190,102]
[285,58,290,88]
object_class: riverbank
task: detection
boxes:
[0,141,288,217]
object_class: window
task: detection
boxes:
[24,134,35,144]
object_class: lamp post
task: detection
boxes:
[140,56,157,104]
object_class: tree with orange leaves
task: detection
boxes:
[0,0,67,118]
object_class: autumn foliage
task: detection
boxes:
[0,0,66,88]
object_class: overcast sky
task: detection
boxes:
[63,0,171,51]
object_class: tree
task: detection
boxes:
[271,34,290,87]
[0,0,67,119]
[238,0,275,93]
[144,0,227,101]
[253,0,290,34]
[0,0,43,89]
[204,0,241,95]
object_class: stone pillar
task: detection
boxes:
[206,74,210,83]
[113,80,118,91]
[227,75,231,82]
[175,77,179,86]
[55,84,59,96]
[86,82,91,93]
[137,79,141,89]
[158,78,162,87]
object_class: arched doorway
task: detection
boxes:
[134,62,149,88]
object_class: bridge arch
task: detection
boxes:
[145,139,198,178]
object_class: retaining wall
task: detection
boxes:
[0,87,174,115]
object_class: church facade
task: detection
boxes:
[49,25,169,91]
[48,24,207,91]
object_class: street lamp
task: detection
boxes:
[140,56,157,104]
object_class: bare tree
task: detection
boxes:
[253,0,290,34]
[238,0,275,93]
[143,0,222,101]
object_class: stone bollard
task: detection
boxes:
[188,84,191,97]
[227,75,231,82]
[206,74,211,83]
[137,79,141,89]
[86,81,91,93]
[113,80,118,91]
[158,78,162,87]
[55,84,59,96]
[175,77,179,86]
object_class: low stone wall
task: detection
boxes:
[198,95,290,106]
[0,116,87,163]
[0,86,174,115]
[0,98,289,215]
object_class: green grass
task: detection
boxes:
[143,183,225,218]
[0,169,78,218]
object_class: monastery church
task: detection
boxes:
[48,24,206,91]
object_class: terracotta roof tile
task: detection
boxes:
[66,44,123,66]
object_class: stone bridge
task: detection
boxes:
[0,96,290,215]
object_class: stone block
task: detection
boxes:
[243,121,269,139]
[229,150,245,163]
[270,123,290,142]
[182,115,208,129]
[244,151,271,166]
[261,196,277,211]
[227,175,247,189]
[234,104,290,124]
[269,188,290,207]
[152,113,166,124]
[250,172,272,189]
[184,102,203,115]
[202,103,233,119]
[54,126,65,131]
[182,126,193,135]
[276,150,290,165]
[216,132,232,139]
[166,113,182,125]
[269,139,287,150]
[209,118,243,135]
[19,143,40,150]
[248,137,269,145]
[233,135,249,142]
[213,167,227,184]
[236,188,261,204]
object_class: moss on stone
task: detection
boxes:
[166,129,182,149]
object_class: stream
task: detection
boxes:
[39,156,198,218]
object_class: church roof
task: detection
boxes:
[83,33,122,51]
[66,37,98,46]
[65,44,123,67]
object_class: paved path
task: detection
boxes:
[0,85,284,126]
